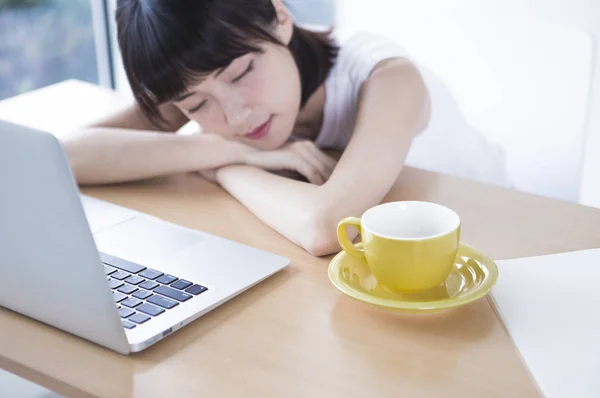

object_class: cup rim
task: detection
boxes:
[361,201,460,241]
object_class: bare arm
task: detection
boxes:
[62,102,255,185]
[214,59,429,256]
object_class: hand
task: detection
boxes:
[244,140,337,185]
[197,168,218,183]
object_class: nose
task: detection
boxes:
[222,93,251,127]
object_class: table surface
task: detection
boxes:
[2,80,600,398]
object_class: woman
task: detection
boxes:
[64,0,434,256]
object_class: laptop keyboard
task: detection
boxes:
[100,252,208,330]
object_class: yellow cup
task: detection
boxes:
[337,201,461,293]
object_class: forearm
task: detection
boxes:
[216,166,325,250]
[62,128,252,185]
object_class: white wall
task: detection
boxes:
[335,0,599,205]
[523,0,600,210]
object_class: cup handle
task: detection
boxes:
[337,217,365,260]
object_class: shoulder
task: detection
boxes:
[329,31,410,83]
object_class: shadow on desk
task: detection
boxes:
[329,296,496,386]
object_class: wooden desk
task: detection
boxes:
[2,81,600,397]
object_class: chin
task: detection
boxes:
[262,138,288,150]
[250,133,292,151]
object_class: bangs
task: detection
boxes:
[117,0,281,126]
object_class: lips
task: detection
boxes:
[245,117,272,140]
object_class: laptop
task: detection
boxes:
[0,120,290,354]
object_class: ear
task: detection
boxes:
[270,0,294,45]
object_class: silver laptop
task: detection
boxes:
[0,120,289,354]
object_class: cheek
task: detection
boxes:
[250,61,299,109]
[246,70,272,104]
[188,108,230,136]
[276,60,302,113]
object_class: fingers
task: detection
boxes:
[197,169,218,183]
[296,145,330,183]
[294,157,325,185]
[293,141,337,183]
[312,148,337,176]
[284,150,324,185]
[246,149,323,184]
[243,140,336,185]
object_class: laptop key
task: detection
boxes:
[132,290,153,300]
[111,271,131,281]
[129,313,151,324]
[122,319,136,329]
[119,307,135,318]
[108,279,124,289]
[125,275,145,285]
[156,274,178,285]
[139,269,163,280]
[170,279,192,290]
[137,303,165,317]
[185,284,208,295]
[121,298,143,308]
[117,284,138,295]
[147,295,179,309]
[154,285,193,302]
[113,292,128,303]
[100,252,146,274]
[104,265,117,275]
[139,280,159,290]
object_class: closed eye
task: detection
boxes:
[188,100,207,114]
[232,60,254,83]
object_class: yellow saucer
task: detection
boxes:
[328,243,499,314]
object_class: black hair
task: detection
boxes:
[116,0,338,126]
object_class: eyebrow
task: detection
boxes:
[173,67,228,102]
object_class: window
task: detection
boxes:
[0,0,101,99]
[287,0,335,26]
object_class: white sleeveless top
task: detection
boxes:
[312,32,510,187]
